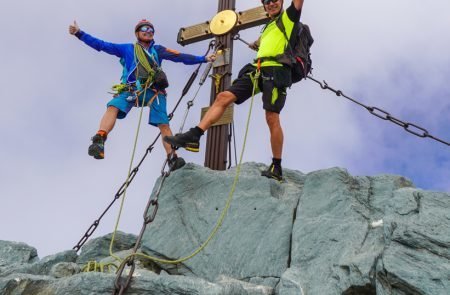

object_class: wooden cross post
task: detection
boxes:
[177,0,269,170]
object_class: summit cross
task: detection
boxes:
[177,0,269,170]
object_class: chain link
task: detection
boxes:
[72,145,154,252]
[112,154,175,294]
[113,257,135,295]
[307,76,450,147]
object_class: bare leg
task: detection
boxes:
[265,111,283,159]
[99,106,119,133]
[158,124,176,156]
[198,91,236,131]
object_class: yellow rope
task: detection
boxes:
[108,46,153,263]
[134,43,155,79]
[115,69,261,268]
[83,261,118,273]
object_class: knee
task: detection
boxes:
[106,106,119,114]
[214,91,235,107]
[158,124,170,132]
[265,112,280,127]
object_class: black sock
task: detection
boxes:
[192,126,205,137]
[272,158,282,168]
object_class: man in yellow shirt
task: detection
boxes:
[164,0,305,180]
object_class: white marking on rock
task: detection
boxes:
[371,219,383,228]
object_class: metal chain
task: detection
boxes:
[231,34,449,147]
[113,159,171,295]
[306,75,450,147]
[113,42,224,295]
[72,141,156,252]
[72,41,217,252]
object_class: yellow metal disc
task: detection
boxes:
[209,10,238,36]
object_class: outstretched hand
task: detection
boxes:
[69,20,80,35]
[206,53,216,62]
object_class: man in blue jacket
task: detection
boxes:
[69,20,215,170]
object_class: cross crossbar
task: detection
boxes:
[177,6,269,46]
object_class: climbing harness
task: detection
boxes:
[112,49,260,295]
[232,34,450,147]
[72,40,217,253]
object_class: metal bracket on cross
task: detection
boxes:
[213,49,231,68]
[177,6,269,46]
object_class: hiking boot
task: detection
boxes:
[168,156,186,171]
[163,128,201,152]
[261,163,283,181]
[88,134,105,159]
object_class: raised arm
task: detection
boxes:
[293,0,304,11]
[156,45,215,65]
[69,20,126,58]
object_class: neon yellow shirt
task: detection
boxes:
[256,9,296,67]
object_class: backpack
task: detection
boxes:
[275,17,314,83]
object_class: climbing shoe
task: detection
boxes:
[261,163,283,181]
[163,128,201,152]
[168,156,186,171]
[88,134,105,160]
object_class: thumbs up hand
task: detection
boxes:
[69,20,80,35]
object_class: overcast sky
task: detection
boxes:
[1,0,449,258]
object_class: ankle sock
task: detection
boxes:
[272,158,282,168]
[192,126,204,137]
[97,130,108,140]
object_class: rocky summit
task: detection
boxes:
[1,162,449,294]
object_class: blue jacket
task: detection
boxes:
[76,31,207,84]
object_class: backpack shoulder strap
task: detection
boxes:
[275,15,289,41]
[148,46,160,65]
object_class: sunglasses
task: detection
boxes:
[262,0,279,4]
[139,26,154,33]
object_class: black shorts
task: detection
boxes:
[227,64,289,114]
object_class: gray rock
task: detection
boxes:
[248,276,280,289]
[77,231,137,264]
[290,167,450,294]
[0,240,38,266]
[0,250,78,277]
[0,273,56,295]
[216,275,273,295]
[275,267,305,295]
[34,250,79,276]
[376,189,450,294]
[50,262,81,278]
[140,162,305,282]
[0,270,231,295]
[291,168,384,294]
[126,269,224,294]
[97,249,161,274]
[1,163,449,295]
